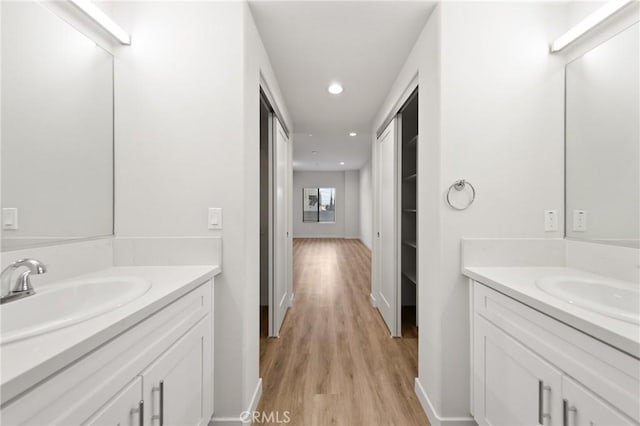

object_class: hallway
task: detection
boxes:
[258,239,429,426]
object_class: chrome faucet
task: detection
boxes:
[0,259,47,304]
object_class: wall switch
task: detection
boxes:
[544,210,558,232]
[208,208,222,230]
[573,210,587,232]
[2,208,18,230]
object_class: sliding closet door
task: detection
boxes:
[272,117,290,336]
[376,119,398,336]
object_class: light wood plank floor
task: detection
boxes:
[258,238,429,426]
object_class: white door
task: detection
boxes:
[271,117,290,336]
[561,376,635,426]
[84,378,143,426]
[376,119,398,336]
[474,316,563,426]
[141,320,210,426]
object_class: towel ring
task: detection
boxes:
[446,179,476,211]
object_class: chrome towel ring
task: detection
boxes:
[446,179,476,210]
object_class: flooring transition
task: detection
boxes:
[258,238,429,426]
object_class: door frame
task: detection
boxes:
[260,85,292,338]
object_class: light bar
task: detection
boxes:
[69,0,131,45]
[550,0,632,52]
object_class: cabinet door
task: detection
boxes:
[84,377,143,426]
[142,319,210,426]
[562,376,635,426]
[474,316,563,426]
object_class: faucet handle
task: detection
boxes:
[12,270,35,295]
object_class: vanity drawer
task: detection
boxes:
[1,279,212,425]
[472,281,640,423]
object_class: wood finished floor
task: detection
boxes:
[257,238,429,426]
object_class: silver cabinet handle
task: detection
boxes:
[538,380,551,425]
[563,399,577,426]
[152,381,164,425]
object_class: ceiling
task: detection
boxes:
[249,1,435,171]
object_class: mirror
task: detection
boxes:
[565,22,639,248]
[1,2,114,251]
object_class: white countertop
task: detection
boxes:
[463,266,640,359]
[0,265,220,405]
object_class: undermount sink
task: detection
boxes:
[0,277,152,344]
[536,275,640,325]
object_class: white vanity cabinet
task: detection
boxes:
[470,280,640,426]
[84,378,143,426]
[561,377,636,426]
[474,316,562,425]
[1,278,214,426]
[141,318,211,426]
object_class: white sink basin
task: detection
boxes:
[0,277,152,344]
[536,275,639,324]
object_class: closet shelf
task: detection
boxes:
[405,135,418,147]
[403,173,417,181]
[402,271,417,285]
[402,240,417,249]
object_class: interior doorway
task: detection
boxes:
[374,87,418,338]
[259,87,293,346]
[260,92,270,340]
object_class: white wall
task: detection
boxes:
[292,170,361,239]
[359,159,373,250]
[344,170,360,239]
[242,1,293,418]
[374,2,567,421]
[110,1,292,422]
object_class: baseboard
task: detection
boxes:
[210,379,262,426]
[369,292,377,307]
[415,378,476,426]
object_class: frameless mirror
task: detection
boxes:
[1,2,114,251]
[565,22,639,248]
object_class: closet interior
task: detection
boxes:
[400,89,418,335]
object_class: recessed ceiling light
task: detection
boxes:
[349,132,357,137]
[340,161,345,166]
[328,83,343,95]
[308,134,313,137]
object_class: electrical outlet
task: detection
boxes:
[544,210,558,232]
[573,210,587,232]
[2,208,18,230]
[208,208,222,230]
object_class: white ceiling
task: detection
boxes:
[249,1,435,171]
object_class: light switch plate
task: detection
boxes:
[573,210,587,232]
[2,208,18,230]
[544,210,558,232]
[208,208,222,230]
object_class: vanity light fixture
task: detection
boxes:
[328,83,344,95]
[550,0,632,52]
[349,132,357,137]
[70,0,131,45]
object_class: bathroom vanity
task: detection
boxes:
[466,267,639,426]
[0,265,219,425]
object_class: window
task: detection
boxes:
[303,187,336,222]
